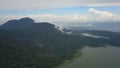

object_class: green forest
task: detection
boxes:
[0,18,120,68]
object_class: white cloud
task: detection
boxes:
[0,0,120,10]
[81,33,109,39]
[88,8,120,22]
[89,8,113,15]
[0,8,120,27]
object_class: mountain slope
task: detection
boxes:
[0,18,83,68]
[0,18,120,68]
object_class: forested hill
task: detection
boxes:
[0,18,84,68]
[0,17,120,68]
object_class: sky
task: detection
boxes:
[0,0,120,26]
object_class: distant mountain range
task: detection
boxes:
[67,22,120,32]
[0,17,120,68]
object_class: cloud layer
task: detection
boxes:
[0,8,120,26]
[0,0,120,10]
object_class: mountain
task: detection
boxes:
[0,18,82,68]
[0,17,34,30]
[0,17,62,35]
[67,22,120,32]
[71,30,120,47]
[0,18,120,68]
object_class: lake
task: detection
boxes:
[58,46,120,68]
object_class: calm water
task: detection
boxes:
[58,46,120,68]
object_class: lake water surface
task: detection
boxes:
[58,46,120,68]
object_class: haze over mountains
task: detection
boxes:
[0,0,120,68]
[66,22,120,32]
[0,17,120,68]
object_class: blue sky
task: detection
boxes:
[0,6,120,15]
[0,0,120,25]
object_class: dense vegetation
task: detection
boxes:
[0,17,120,68]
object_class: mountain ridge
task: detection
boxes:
[0,17,120,68]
